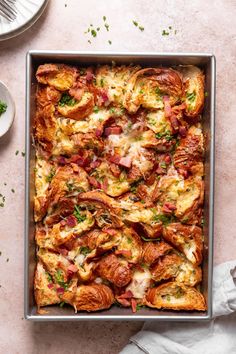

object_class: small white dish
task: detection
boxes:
[0,81,15,137]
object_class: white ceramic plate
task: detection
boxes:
[0,0,49,41]
[0,81,15,137]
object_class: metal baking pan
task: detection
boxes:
[25,51,215,321]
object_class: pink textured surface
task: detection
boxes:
[0,0,236,353]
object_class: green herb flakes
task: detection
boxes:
[0,100,7,116]
[59,93,77,107]
[80,246,91,256]
[73,205,86,223]
[15,150,19,156]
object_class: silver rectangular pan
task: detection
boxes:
[25,51,215,321]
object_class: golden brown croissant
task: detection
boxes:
[72,284,114,312]
[145,281,206,311]
[96,254,132,287]
[163,223,203,265]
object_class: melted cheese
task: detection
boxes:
[126,269,151,299]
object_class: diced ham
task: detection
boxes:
[163,96,172,118]
[104,126,122,136]
[118,290,134,299]
[109,154,121,165]
[101,177,108,192]
[179,126,187,137]
[162,202,177,213]
[104,228,117,236]
[178,168,189,179]
[58,156,66,165]
[119,156,132,168]
[170,115,179,131]
[58,247,69,256]
[47,283,54,289]
[56,287,65,294]
[100,90,109,104]
[88,176,101,189]
[95,128,103,137]
[117,298,131,307]
[164,154,172,164]
[110,163,121,177]
[131,298,137,313]
[90,159,102,169]
[68,264,78,273]
[66,215,77,227]
[115,250,132,258]
[85,71,94,82]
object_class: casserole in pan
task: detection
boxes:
[25,51,215,321]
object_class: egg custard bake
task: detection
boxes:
[34,62,206,313]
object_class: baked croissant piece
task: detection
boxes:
[145,281,206,311]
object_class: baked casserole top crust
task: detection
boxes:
[33,62,206,313]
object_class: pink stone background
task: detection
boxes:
[0,0,236,353]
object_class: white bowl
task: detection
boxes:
[0,81,15,137]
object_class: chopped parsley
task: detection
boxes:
[15,150,19,155]
[132,20,144,31]
[91,29,97,37]
[59,302,65,307]
[127,237,133,244]
[156,130,173,141]
[45,167,55,183]
[104,23,109,31]
[141,235,161,242]
[108,40,112,45]
[93,105,99,113]
[46,272,53,283]
[80,246,91,256]
[103,16,106,21]
[0,193,6,207]
[73,205,86,223]
[186,91,196,102]
[59,93,77,107]
[6,258,9,262]
[0,100,7,116]
[21,152,25,157]
[11,189,15,193]
[55,269,68,289]
[152,213,172,225]
[162,29,169,36]
[136,304,143,311]
[205,91,208,97]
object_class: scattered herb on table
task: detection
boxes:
[0,100,7,116]
[108,40,112,45]
[15,150,19,156]
[11,189,15,193]
[21,152,25,157]
[0,193,6,207]
[132,20,144,31]
[162,27,177,36]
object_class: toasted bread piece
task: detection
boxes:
[116,227,142,263]
[71,284,114,312]
[36,64,77,91]
[95,64,140,106]
[57,92,94,120]
[151,253,202,286]
[145,282,206,311]
[96,253,132,287]
[124,68,183,113]
[87,228,122,253]
[174,125,204,177]
[163,223,203,265]
[142,241,173,265]
[34,262,60,307]
[177,65,204,118]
